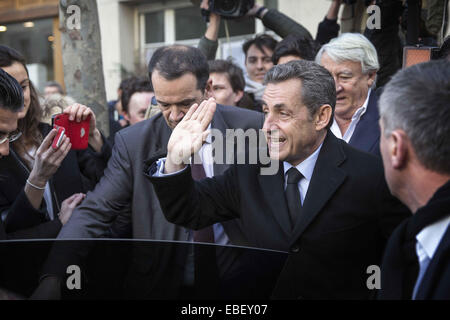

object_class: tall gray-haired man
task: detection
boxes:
[316,33,381,156]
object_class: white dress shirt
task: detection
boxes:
[412,215,450,299]
[282,143,323,206]
[331,89,371,143]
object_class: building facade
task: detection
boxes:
[0,0,63,92]
[97,0,331,100]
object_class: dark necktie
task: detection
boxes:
[285,167,303,228]
[191,154,214,243]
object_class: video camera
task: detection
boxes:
[208,0,255,19]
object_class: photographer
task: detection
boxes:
[197,0,313,60]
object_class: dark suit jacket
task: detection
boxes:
[149,131,410,299]
[348,90,381,157]
[43,105,264,298]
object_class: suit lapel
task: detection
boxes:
[143,116,172,165]
[348,91,380,153]
[290,132,348,245]
[258,163,292,238]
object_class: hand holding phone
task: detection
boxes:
[52,113,90,150]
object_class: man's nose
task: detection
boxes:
[263,114,276,130]
[256,59,264,69]
[169,107,184,122]
[333,76,343,93]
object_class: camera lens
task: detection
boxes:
[218,0,238,13]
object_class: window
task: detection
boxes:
[144,11,164,44]
[0,18,54,90]
[174,6,205,41]
[142,4,258,45]
[139,2,271,65]
[174,6,255,41]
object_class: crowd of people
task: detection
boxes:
[0,0,449,300]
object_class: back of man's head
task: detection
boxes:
[208,59,245,93]
[379,60,450,174]
[315,33,379,75]
[148,45,209,92]
[272,34,319,64]
[121,76,153,113]
[0,68,23,112]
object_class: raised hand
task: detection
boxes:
[63,103,103,152]
[165,98,216,173]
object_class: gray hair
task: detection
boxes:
[44,81,64,95]
[379,60,450,174]
[315,33,379,75]
[264,60,336,128]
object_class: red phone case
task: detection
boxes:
[52,113,90,150]
[52,126,65,149]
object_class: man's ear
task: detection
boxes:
[234,90,244,105]
[389,130,409,169]
[204,78,213,99]
[315,104,333,131]
[367,71,377,88]
[122,111,130,123]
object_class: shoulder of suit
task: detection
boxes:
[216,104,261,117]
[216,104,263,127]
[339,139,383,171]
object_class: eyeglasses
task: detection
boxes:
[0,130,22,144]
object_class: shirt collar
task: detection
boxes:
[416,215,450,259]
[283,142,323,182]
[204,123,212,144]
[351,88,371,121]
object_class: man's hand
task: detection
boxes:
[246,3,268,19]
[58,193,85,225]
[63,103,103,153]
[165,98,216,173]
[201,0,221,40]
